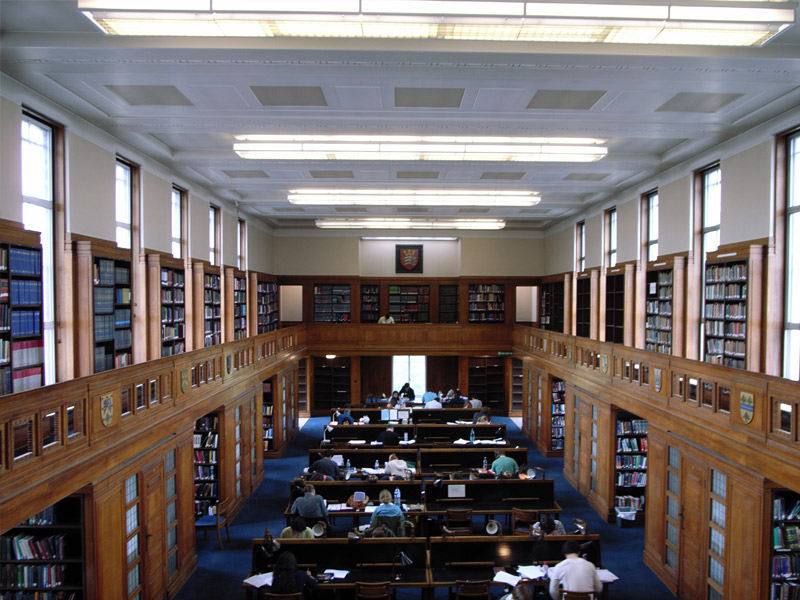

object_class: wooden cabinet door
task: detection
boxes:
[679,460,706,600]
[143,462,166,600]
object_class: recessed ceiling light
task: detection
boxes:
[315,217,505,230]
[288,189,539,206]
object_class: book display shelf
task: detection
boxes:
[438,284,459,323]
[93,257,132,373]
[615,410,648,516]
[256,280,278,334]
[539,279,565,332]
[203,270,221,347]
[467,356,505,410]
[360,284,380,323]
[510,357,523,415]
[160,264,186,357]
[576,276,591,338]
[646,268,673,354]
[0,237,44,396]
[605,272,625,344]
[233,275,247,340]
[704,258,748,370]
[468,284,505,323]
[313,356,351,412]
[550,377,566,455]
[388,284,430,323]
[771,489,800,600]
[314,284,351,323]
[262,379,274,456]
[193,412,220,518]
[0,494,85,599]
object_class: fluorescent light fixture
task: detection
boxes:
[316,218,505,229]
[79,0,795,46]
[289,189,539,207]
[361,236,458,240]
[234,135,607,163]
[325,354,337,359]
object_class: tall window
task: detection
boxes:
[647,192,659,261]
[209,205,219,266]
[171,186,184,259]
[703,166,722,257]
[576,221,586,272]
[606,207,617,268]
[785,132,800,380]
[21,114,55,385]
[115,160,133,250]
[237,218,246,270]
[392,355,426,396]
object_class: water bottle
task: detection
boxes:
[403,431,408,442]
[470,428,475,443]
[541,562,549,579]
[394,487,401,506]
[346,458,351,472]
[483,456,488,470]
[375,459,380,469]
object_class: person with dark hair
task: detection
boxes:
[472,407,491,424]
[290,478,306,503]
[399,383,415,400]
[271,551,318,598]
[548,540,602,600]
[376,425,400,446]
[491,449,518,478]
[533,514,567,537]
[511,582,533,600]
[309,450,340,480]
[337,407,354,425]
[384,453,408,479]
[377,312,395,324]
[290,484,329,524]
[280,516,314,539]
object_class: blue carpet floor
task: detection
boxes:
[175,417,676,600]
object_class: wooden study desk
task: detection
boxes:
[423,479,561,517]
[324,423,506,445]
[331,407,479,424]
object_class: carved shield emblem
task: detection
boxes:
[100,393,114,427]
[400,247,419,270]
[180,369,189,394]
[653,368,662,393]
[739,391,755,425]
[600,354,608,374]
[226,354,233,375]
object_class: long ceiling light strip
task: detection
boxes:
[233,135,608,163]
[288,189,540,206]
[79,0,795,46]
[315,218,506,229]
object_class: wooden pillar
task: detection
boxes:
[672,256,686,358]
[624,263,636,348]
[563,273,573,336]
[73,240,94,378]
[590,269,600,340]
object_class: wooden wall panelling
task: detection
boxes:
[360,356,392,400]
[426,355,460,397]
[624,262,636,347]
[642,424,676,595]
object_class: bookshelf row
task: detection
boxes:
[615,411,648,516]
[194,412,220,518]
[772,489,800,600]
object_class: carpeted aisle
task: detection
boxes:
[175,417,676,600]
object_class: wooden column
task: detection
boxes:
[624,263,636,348]
[563,272,573,336]
[590,269,600,340]
[672,256,686,357]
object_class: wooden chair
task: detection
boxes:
[511,508,538,535]
[444,509,473,536]
[454,580,491,600]
[262,592,302,600]
[195,499,231,550]
[355,580,393,600]
[560,592,595,600]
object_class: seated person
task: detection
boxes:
[280,516,314,539]
[290,484,329,524]
[289,478,306,503]
[476,414,489,424]
[399,383,415,401]
[469,397,483,408]
[424,395,443,409]
[548,541,602,600]
[271,551,318,599]
[369,489,405,528]
[308,449,340,480]
[511,582,533,600]
[384,453,408,479]
[533,514,567,537]
[472,407,491,424]
[337,408,354,425]
[377,312,395,324]
[376,425,400,445]
[491,449,519,478]
[421,389,437,403]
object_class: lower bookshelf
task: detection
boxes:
[771,488,800,600]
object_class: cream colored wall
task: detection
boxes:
[516,286,537,322]
[221,210,238,268]
[720,141,773,245]
[543,226,574,275]
[275,236,359,276]
[248,225,274,274]
[140,170,172,254]
[460,237,543,276]
[280,285,303,321]
[584,213,603,269]
[658,175,693,257]
[188,193,210,262]
[616,198,640,264]
[0,97,22,223]
[359,240,459,277]
[67,132,116,242]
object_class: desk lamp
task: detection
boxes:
[391,551,413,580]
[485,519,503,536]
[572,518,588,536]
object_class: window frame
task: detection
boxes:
[115,157,137,251]
[576,221,586,273]
[646,191,659,262]
[606,207,617,268]
[171,186,187,260]
[783,129,800,380]
[209,205,220,266]
[237,218,246,270]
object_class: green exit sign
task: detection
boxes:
[497,351,513,356]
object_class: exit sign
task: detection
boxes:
[497,351,513,356]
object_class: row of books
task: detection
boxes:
[774,497,800,521]
[0,564,67,589]
[92,259,117,286]
[10,310,41,337]
[550,438,564,450]
[314,297,350,305]
[9,340,44,368]
[617,437,648,452]
[234,278,246,291]
[706,262,746,282]
[552,416,565,427]
[705,339,746,356]
[204,274,220,289]
[10,367,43,392]
[468,303,505,310]
[8,248,42,277]
[645,330,672,345]
[617,419,648,435]
[204,290,221,304]
[771,581,800,600]
[160,288,184,304]
[388,285,430,294]
[705,283,747,300]
[8,280,41,306]
[704,302,747,320]
[616,471,647,487]
[552,403,565,414]
[115,288,131,305]
[705,354,746,370]
[161,324,184,341]
[705,320,746,338]
[468,313,505,322]
[469,285,505,293]
[233,291,247,305]
[194,449,218,462]
[204,306,221,319]
[314,313,351,323]
[615,495,645,510]
[314,285,350,295]
[551,427,565,439]
[645,300,672,315]
[645,342,672,354]
[93,287,114,314]
[234,304,246,317]
[468,294,504,302]
[257,282,277,293]
[160,268,184,287]
[161,306,184,323]
[0,534,68,561]
[616,455,647,469]
[389,295,430,304]
[204,332,221,347]
[773,554,800,578]
[193,483,219,498]
[160,342,185,357]
[205,320,221,333]
[774,525,800,550]
[194,465,217,481]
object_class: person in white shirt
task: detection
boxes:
[384,453,408,479]
[377,313,395,324]
[548,541,602,600]
[424,396,442,409]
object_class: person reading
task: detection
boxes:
[271,551,318,599]
[290,484,329,525]
[369,488,405,529]
[491,449,518,478]
[533,514,567,537]
[384,453,408,479]
[548,540,602,600]
[376,425,400,445]
[309,450,340,480]
[337,408,354,425]
[280,516,314,539]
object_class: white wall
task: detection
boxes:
[721,141,773,245]
[0,97,22,223]
[248,225,275,274]
[67,132,116,242]
[140,170,172,254]
[543,226,574,275]
[189,193,210,262]
[516,286,537,322]
[616,197,640,264]
[359,239,459,277]
[275,236,360,276]
[584,213,603,269]
[279,285,303,321]
[658,175,693,256]
[460,237,543,276]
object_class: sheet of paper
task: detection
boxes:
[493,571,521,586]
[399,439,416,445]
[370,441,384,445]
[348,440,367,445]
[597,569,619,582]
[453,438,469,445]
[324,569,350,579]
[517,565,546,579]
[243,572,273,588]
[364,505,377,513]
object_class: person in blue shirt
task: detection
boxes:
[491,449,519,478]
[337,408,354,425]
[421,389,437,404]
[369,488,405,526]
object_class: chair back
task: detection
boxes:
[445,509,473,535]
[372,514,403,536]
[455,580,491,600]
[355,580,392,600]
[511,508,538,535]
[263,592,302,600]
[560,592,595,600]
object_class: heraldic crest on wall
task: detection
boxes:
[396,244,423,273]
[100,392,114,427]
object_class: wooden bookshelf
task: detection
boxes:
[0,230,44,396]
[575,275,591,338]
[438,284,459,323]
[771,488,800,600]
[313,356,351,412]
[549,376,565,456]
[605,272,625,344]
[93,256,132,373]
[202,269,221,347]
[262,378,275,456]
[360,284,380,323]
[256,279,278,334]
[0,494,85,599]
[388,284,430,323]
[233,273,247,340]
[614,410,648,517]
[468,284,505,323]
[313,284,351,323]
[646,267,674,354]
[510,357,523,415]
[540,279,565,332]
[193,412,220,518]
[467,356,505,411]
[146,254,186,359]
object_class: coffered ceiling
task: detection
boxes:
[2,0,800,233]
